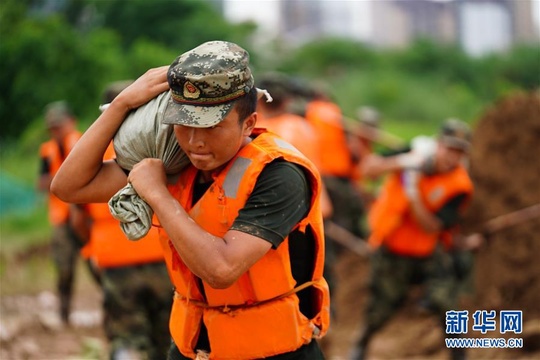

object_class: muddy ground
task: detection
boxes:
[1,247,539,360]
[1,91,539,359]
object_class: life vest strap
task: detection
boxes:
[174,280,317,313]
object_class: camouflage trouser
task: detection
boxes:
[352,247,466,359]
[364,246,458,332]
[50,223,83,322]
[450,249,475,296]
[102,262,173,360]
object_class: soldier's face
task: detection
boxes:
[436,143,466,173]
[173,108,256,181]
[47,119,75,143]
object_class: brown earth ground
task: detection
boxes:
[1,91,539,360]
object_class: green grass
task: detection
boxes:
[327,67,486,142]
[0,202,52,293]
[1,204,50,250]
[1,123,46,184]
[1,126,50,252]
[383,118,438,143]
[0,253,55,295]
[0,141,52,291]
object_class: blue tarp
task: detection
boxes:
[0,171,38,217]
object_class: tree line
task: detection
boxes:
[1,0,538,143]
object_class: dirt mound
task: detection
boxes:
[325,91,540,359]
[463,91,540,316]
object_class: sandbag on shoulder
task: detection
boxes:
[113,91,189,174]
[108,91,190,240]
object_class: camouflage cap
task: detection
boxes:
[162,41,254,128]
[438,118,472,152]
[44,101,73,128]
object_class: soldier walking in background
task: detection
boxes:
[303,85,366,244]
[350,119,475,360]
[297,84,366,332]
[37,101,100,324]
[256,72,333,219]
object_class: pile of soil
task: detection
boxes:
[325,91,540,359]
[463,90,540,316]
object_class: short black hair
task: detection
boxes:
[235,87,258,124]
[256,73,290,110]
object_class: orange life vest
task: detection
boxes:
[84,204,164,268]
[159,130,330,359]
[39,130,81,225]
[256,113,321,169]
[81,143,165,268]
[305,99,354,178]
[368,165,473,257]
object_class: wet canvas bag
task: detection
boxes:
[108,91,190,240]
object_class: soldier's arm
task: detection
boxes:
[52,66,169,204]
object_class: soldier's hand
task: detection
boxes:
[128,158,168,204]
[461,233,485,251]
[112,66,170,113]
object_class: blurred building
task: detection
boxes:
[223,0,539,56]
[455,0,539,56]
[371,0,457,48]
[280,0,370,44]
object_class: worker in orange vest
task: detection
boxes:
[296,84,366,322]
[79,82,173,359]
[350,119,475,360]
[37,101,100,324]
[51,41,330,359]
[302,84,366,239]
[256,72,333,220]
